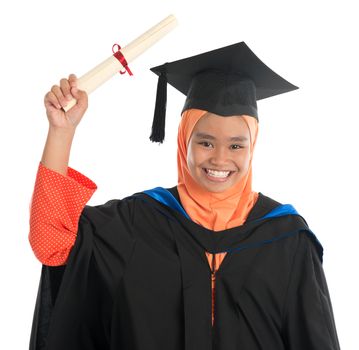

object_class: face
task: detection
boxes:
[187,113,251,193]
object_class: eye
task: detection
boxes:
[230,144,244,150]
[198,141,213,148]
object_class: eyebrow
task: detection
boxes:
[194,132,248,142]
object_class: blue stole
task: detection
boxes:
[143,187,298,222]
[142,187,323,259]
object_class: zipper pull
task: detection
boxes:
[211,253,217,276]
[211,253,217,326]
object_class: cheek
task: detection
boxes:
[187,145,206,175]
[235,149,251,170]
[186,145,195,171]
[242,149,251,169]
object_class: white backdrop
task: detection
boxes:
[0,0,358,348]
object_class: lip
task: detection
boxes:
[202,168,234,182]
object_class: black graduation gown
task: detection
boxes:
[29,188,341,350]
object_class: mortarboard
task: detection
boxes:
[149,41,298,143]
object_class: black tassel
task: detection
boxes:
[150,72,167,143]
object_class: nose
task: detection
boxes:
[209,146,230,166]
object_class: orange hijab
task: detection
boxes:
[177,108,259,232]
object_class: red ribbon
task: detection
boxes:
[112,43,133,76]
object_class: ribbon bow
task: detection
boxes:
[112,43,133,76]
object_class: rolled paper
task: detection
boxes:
[64,14,178,111]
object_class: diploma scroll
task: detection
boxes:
[64,15,178,111]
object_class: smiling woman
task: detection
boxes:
[187,113,252,192]
[28,41,341,349]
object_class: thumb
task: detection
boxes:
[71,87,88,109]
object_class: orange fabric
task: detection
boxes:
[177,108,259,231]
[176,108,259,267]
[29,162,97,266]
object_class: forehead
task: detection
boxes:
[193,113,250,136]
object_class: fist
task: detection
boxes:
[44,74,88,130]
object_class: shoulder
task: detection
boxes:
[80,195,138,229]
[246,192,284,221]
[253,193,324,262]
[253,192,308,224]
[79,188,167,229]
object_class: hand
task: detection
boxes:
[44,74,88,131]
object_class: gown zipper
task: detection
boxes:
[211,253,217,327]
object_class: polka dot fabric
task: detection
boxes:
[29,161,97,266]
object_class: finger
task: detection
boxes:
[72,88,88,110]
[44,91,61,109]
[51,85,68,109]
[68,74,77,88]
[60,78,72,101]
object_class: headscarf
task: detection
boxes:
[177,108,259,231]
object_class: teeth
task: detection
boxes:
[206,169,231,178]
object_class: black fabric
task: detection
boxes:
[29,190,340,350]
[150,72,167,143]
[30,265,65,350]
[182,71,258,119]
[150,42,298,103]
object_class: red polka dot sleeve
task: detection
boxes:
[29,161,98,266]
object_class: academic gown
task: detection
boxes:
[29,187,340,350]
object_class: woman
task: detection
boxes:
[29,42,341,349]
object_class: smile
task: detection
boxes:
[203,168,234,182]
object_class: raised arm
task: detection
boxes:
[29,75,96,266]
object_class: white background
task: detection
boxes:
[0,0,358,348]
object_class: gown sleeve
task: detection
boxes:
[29,173,136,350]
[282,232,341,349]
[28,161,97,266]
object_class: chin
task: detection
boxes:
[205,184,233,193]
[199,180,236,193]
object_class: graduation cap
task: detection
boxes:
[149,41,298,143]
